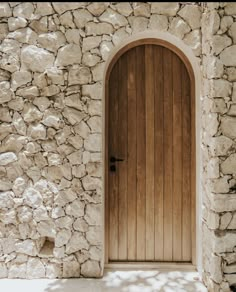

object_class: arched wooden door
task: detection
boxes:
[106,42,195,263]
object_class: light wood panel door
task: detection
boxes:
[107,44,194,262]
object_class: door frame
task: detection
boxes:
[103,33,201,272]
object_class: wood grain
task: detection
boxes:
[108,61,119,260]
[127,48,137,261]
[172,54,183,261]
[154,45,164,261]
[136,46,146,261]
[118,53,128,260]
[145,45,155,260]
[107,42,194,263]
[182,63,191,262]
[163,47,173,261]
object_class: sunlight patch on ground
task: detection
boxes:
[0,270,207,292]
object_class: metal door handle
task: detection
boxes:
[110,156,124,163]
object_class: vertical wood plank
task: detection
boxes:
[191,77,196,265]
[127,48,137,260]
[182,63,191,261]
[172,54,183,261]
[163,47,173,261]
[145,45,155,261]
[108,61,119,260]
[136,46,146,261]
[118,53,128,260]
[154,45,164,261]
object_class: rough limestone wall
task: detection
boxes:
[201,2,236,291]
[0,2,202,279]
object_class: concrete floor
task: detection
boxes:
[0,269,207,292]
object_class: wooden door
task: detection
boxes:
[106,43,195,263]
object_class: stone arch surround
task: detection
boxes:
[0,2,235,291]
[103,31,202,270]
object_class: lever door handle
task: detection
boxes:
[110,156,124,163]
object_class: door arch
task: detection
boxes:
[105,39,196,265]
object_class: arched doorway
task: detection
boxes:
[105,39,196,265]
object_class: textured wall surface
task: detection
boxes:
[0,2,235,290]
[201,3,236,291]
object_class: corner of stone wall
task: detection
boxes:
[201,2,236,291]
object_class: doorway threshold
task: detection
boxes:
[105,262,196,271]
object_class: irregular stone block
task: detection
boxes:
[0,191,14,208]
[35,2,54,16]
[23,187,42,208]
[149,14,168,31]
[178,5,201,30]
[229,22,236,44]
[211,35,232,55]
[11,70,32,90]
[73,218,88,232]
[82,82,102,100]
[38,31,66,53]
[8,264,26,278]
[209,193,236,212]
[183,29,201,56]
[55,44,82,67]
[52,3,86,14]
[133,2,150,17]
[68,67,91,85]
[15,239,38,256]
[66,232,89,254]
[26,258,45,279]
[209,136,233,156]
[65,199,85,217]
[221,116,236,139]
[84,134,102,152]
[37,220,56,238]
[55,229,71,247]
[169,17,191,39]
[115,3,132,16]
[128,16,149,33]
[221,153,236,174]
[8,27,37,45]
[86,226,102,245]
[209,255,222,283]
[62,107,86,125]
[85,204,101,226]
[0,81,14,104]
[85,22,114,36]
[82,36,102,52]
[99,8,128,29]
[21,45,55,73]
[0,152,17,166]
[73,9,93,28]
[0,3,11,18]
[0,263,7,278]
[13,2,34,19]
[225,3,236,16]
[220,45,236,66]
[63,261,80,278]
[151,2,179,16]
[8,17,27,31]
[17,206,33,223]
[220,212,232,230]
[81,260,101,278]
[65,29,80,45]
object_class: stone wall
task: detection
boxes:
[201,3,236,291]
[0,1,235,289]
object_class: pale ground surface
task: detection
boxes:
[0,269,207,292]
